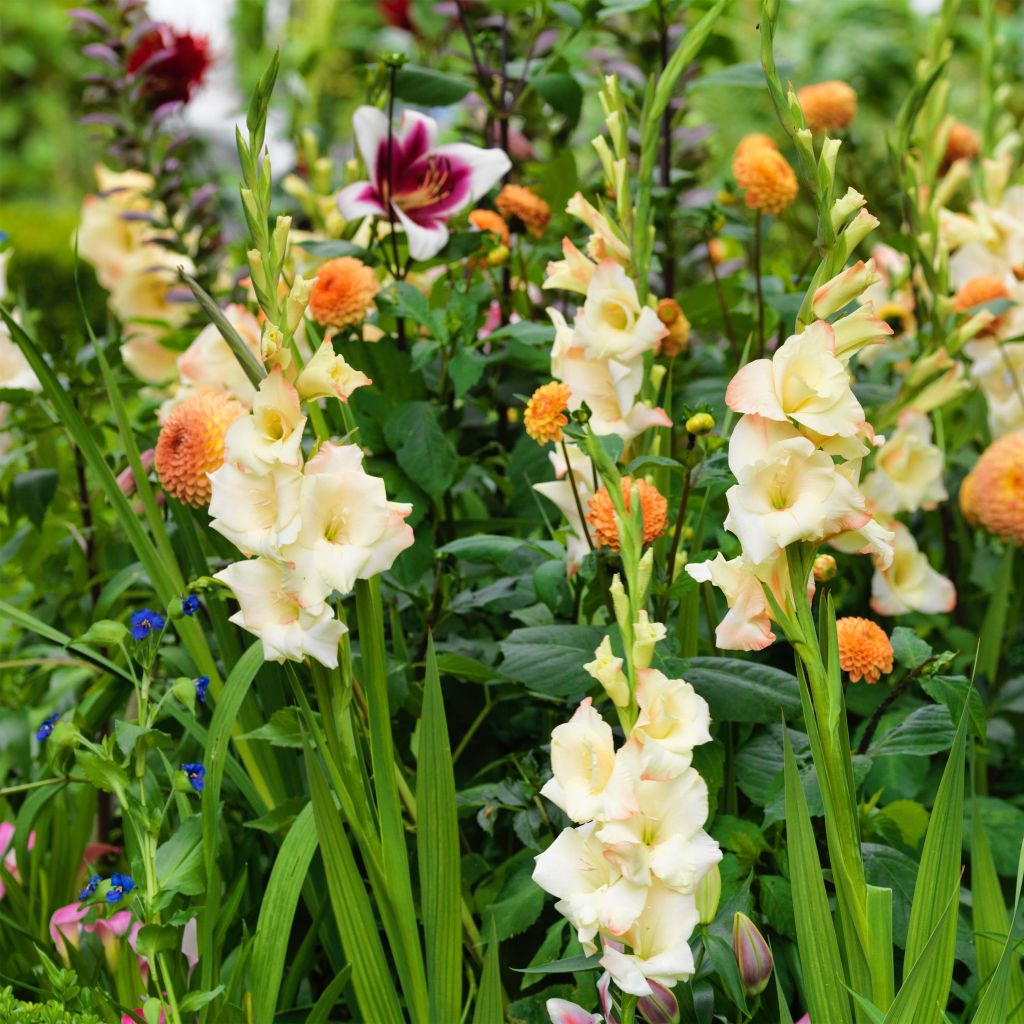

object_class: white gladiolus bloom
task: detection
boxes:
[862,412,947,515]
[207,462,302,558]
[870,521,956,616]
[573,261,666,365]
[583,636,630,708]
[534,442,597,576]
[596,769,721,892]
[539,698,619,824]
[214,557,346,667]
[632,669,712,780]
[725,320,865,439]
[295,340,371,403]
[599,883,699,997]
[281,442,413,606]
[532,821,649,947]
[224,368,306,472]
[176,305,263,408]
[0,331,41,393]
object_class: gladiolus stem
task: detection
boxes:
[663,434,696,608]
[754,210,765,356]
[707,231,739,359]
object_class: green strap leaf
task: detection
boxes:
[783,727,853,1024]
[473,917,504,1024]
[418,638,463,1023]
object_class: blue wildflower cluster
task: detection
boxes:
[79,875,102,901]
[182,763,205,793]
[36,713,59,742]
[105,873,135,903]
[130,609,165,640]
[195,675,210,705]
[182,592,200,616]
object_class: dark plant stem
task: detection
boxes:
[707,234,738,359]
[663,435,696,607]
[857,671,918,755]
[658,0,676,298]
[384,63,406,349]
[561,439,595,553]
[754,210,765,356]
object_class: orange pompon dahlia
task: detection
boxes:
[469,209,510,246]
[944,122,981,167]
[308,257,379,329]
[524,382,571,445]
[960,432,1024,545]
[495,184,551,238]
[732,133,778,165]
[953,275,1009,312]
[797,80,857,134]
[732,138,798,216]
[656,298,691,357]
[587,477,668,551]
[155,390,245,507]
[835,617,893,684]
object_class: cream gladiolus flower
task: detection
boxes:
[724,429,870,565]
[596,769,720,892]
[224,368,306,472]
[295,340,371,403]
[584,636,630,708]
[811,259,880,318]
[632,669,712,780]
[544,238,598,294]
[0,331,41,392]
[726,321,865,439]
[573,261,666,365]
[971,342,1024,437]
[177,305,264,407]
[565,192,631,265]
[282,442,414,606]
[214,557,347,667]
[540,698,619,824]
[862,412,947,514]
[532,821,649,947]
[207,462,302,558]
[599,883,699,997]
[870,521,956,616]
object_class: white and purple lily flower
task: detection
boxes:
[338,105,511,261]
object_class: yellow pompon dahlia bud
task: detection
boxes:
[524,382,571,445]
[495,184,551,238]
[308,257,379,329]
[657,298,691,357]
[797,80,857,134]
[486,244,510,267]
[696,863,721,924]
[961,432,1024,545]
[835,617,894,684]
[732,136,798,215]
[732,913,773,996]
[155,391,246,507]
[587,477,668,550]
[813,554,837,582]
[944,122,981,167]
[686,412,715,436]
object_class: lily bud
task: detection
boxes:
[695,862,721,924]
[639,981,681,1024]
[813,554,837,582]
[686,412,715,436]
[732,912,773,996]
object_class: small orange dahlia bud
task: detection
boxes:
[835,617,894,684]
[944,122,980,167]
[732,140,798,216]
[155,390,245,507]
[308,256,379,328]
[961,432,1024,545]
[797,80,857,134]
[495,184,551,238]
[524,381,571,445]
[469,209,510,246]
[708,238,726,264]
[657,298,691,357]
[587,477,668,551]
[813,554,837,582]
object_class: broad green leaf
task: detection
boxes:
[155,816,205,896]
[965,798,1024,877]
[783,728,852,1024]
[77,619,128,646]
[384,400,458,502]
[418,640,463,1023]
[250,803,318,1024]
[901,704,969,1009]
[237,707,312,748]
[665,657,802,723]
[306,745,403,1024]
[868,705,955,758]
[890,627,932,669]
[530,73,583,125]
[499,625,609,698]
[921,677,986,740]
[11,468,58,528]
[394,65,474,105]
[473,917,503,1024]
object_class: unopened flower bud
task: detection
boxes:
[657,298,691,358]
[636,548,654,604]
[610,574,630,635]
[486,244,509,267]
[696,863,721,924]
[50,719,78,752]
[285,274,317,335]
[638,980,680,1024]
[632,610,666,670]
[116,449,155,498]
[686,412,715,436]
[172,676,197,713]
[583,636,630,708]
[813,554,837,582]
[732,912,773,996]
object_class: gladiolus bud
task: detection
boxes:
[830,187,866,232]
[696,862,721,924]
[686,412,715,435]
[584,636,630,708]
[813,554,837,582]
[285,274,316,335]
[812,259,879,318]
[732,912,773,995]
[636,548,654,604]
[610,574,630,635]
[632,611,667,670]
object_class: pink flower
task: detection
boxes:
[50,902,90,963]
[338,107,510,260]
[0,822,35,899]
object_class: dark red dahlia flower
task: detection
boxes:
[377,0,413,31]
[126,26,210,108]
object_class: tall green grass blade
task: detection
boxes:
[355,577,429,1022]
[783,727,852,1024]
[305,744,404,1024]
[971,802,1024,1021]
[306,965,354,1024]
[417,637,462,1023]
[866,884,896,1012]
[199,642,265,1017]
[903,703,968,1004]
[250,802,318,1024]
[473,917,503,1024]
